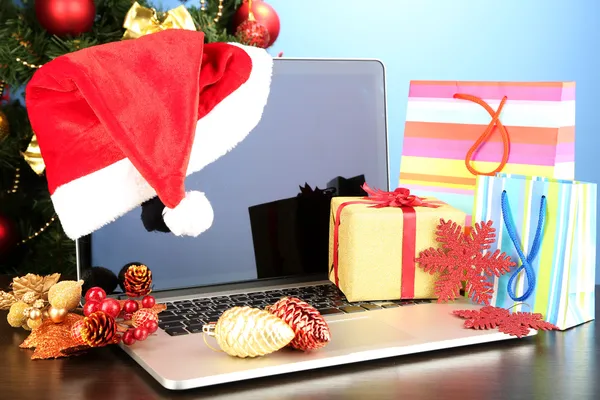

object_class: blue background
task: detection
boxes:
[164,0,600,282]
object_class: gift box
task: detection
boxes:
[328,187,466,302]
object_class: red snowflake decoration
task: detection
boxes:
[415,219,516,305]
[453,306,559,338]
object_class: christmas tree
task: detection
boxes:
[0,0,253,277]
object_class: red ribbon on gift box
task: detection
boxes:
[332,184,440,299]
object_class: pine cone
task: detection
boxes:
[205,306,295,358]
[81,311,117,347]
[0,291,16,310]
[267,297,331,351]
[123,264,152,297]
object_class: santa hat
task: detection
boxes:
[25,30,273,240]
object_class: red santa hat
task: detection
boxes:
[25,30,273,240]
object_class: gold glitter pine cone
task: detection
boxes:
[204,306,295,358]
[124,264,152,297]
[0,290,16,310]
[267,297,331,351]
[80,311,118,347]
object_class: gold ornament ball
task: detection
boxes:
[48,280,83,310]
[7,301,29,328]
[0,110,9,143]
[29,308,42,321]
[27,318,43,330]
[48,306,68,323]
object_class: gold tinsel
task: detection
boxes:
[203,306,295,358]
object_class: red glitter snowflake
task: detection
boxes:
[415,219,516,305]
[453,306,559,338]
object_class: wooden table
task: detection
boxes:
[1,289,598,400]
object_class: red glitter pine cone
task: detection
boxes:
[266,297,331,351]
[80,311,118,347]
[124,264,152,297]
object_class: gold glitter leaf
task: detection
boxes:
[20,313,90,359]
[11,273,60,302]
[11,274,44,300]
[0,291,16,310]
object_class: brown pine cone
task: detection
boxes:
[123,264,152,297]
[266,297,331,351]
[81,311,117,348]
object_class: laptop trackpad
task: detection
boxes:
[325,317,415,350]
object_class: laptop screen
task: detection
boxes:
[78,58,388,292]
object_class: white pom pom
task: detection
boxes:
[162,191,214,237]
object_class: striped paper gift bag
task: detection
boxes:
[399,81,575,224]
[473,173,596,330]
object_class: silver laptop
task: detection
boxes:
[76,58,532,390]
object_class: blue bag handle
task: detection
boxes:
[500,190,547,301]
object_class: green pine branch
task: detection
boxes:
[0,0,246,277]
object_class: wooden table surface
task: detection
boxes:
[1,288,598,400]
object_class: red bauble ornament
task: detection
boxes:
[84,287,106,303]
[233,0,280,47]
[133,327,149,341]
[141,295,156,309]
[144,320,159,334]
[35,0,96,37]
[0,213,18,257]
[236,19,270,49]
[122,299,139,314]
[132,309,157,328]
[83,300,101,317]
[99,298,121,318]
[70,319,86,345]
[122,330,136,346]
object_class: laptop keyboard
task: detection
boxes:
[158,283,432,337]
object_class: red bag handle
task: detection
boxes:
[453,93,510,176]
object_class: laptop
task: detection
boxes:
[76,57,533,390]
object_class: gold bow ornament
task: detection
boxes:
[122,2,197,40]
[22,133,45,176]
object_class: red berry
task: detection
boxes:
[122,330,136,346]
[144,320,159,334]
[133,327,149,341]
[100,298,121,318]
[85,287,106,303]
[141,295,156,309]
[83,301,101,317]
[122,300,139,314]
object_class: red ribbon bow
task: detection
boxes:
[361,184,439,208]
